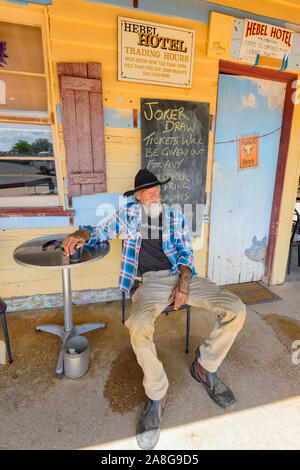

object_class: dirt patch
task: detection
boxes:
[0,305,113,412]
[264,314,300,352]
[103,346,144,414]
[103,314,193,415]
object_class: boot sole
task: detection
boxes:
[137,427,160,450]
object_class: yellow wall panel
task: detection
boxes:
[106,161,140,179]
[202,0,300,25]
[207,12,235,60]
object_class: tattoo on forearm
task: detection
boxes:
[178,287,189,295]
[178,278,190,295]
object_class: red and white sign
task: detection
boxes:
[239,19,293,64]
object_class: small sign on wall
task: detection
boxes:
[118,17,195,88]
[238,136,259,169]
[239,19,294,67]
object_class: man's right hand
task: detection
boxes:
[62,229,91,255]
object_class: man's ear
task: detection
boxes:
[135,191,141,201]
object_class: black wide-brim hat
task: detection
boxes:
[123,169,171,197]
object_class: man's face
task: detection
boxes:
[136,185,160,206]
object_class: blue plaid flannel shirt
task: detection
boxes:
[81,201,195,295]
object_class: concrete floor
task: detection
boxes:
[1,252,300,450]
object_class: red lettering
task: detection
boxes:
[245,21,254,38]
[270,26,277,39]
[283,30,289,44]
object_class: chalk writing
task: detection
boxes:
[141,98,209,236]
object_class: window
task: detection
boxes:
[0,20,60,207]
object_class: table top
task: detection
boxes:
[13,234,110,270]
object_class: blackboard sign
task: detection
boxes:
[141,98,209,236]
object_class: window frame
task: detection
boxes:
[0,4,64,209]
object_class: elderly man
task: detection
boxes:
[63,169,246,450]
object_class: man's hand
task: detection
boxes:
[62,229,90,256]
[169,265,191,310]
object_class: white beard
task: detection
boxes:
[142,201,163,219]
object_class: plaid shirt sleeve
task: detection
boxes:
[80,205,129,245]
[175,211,195,274]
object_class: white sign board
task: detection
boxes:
[239,19,293,64]
[118,17,195,88]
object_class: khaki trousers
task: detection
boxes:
[125,270,246,401]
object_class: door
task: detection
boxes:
[208,74,286,285]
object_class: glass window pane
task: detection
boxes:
[0,22,44,74]
[0,72,47,112]
[0,123,53,156]
[0,159,58,196]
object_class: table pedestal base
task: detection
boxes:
[36,322,106,377]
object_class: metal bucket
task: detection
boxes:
[64,336,89,379]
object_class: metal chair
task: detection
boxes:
[121,279,191,353]
[287,208,300,274]
[0,298,13,364]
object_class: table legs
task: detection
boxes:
[36,268,106,377]
[0,312,13,364]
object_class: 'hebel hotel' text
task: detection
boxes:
[123,21,189,59]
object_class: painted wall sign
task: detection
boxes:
[238,136,259,169]
[118,17,195,88]
[239,19,294,67]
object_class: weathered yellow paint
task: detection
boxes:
[207,12,235,60]
[1,0,300,300]
[0,1,44,24]
[47,0,218,297]
[203,0,300,25]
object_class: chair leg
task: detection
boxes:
[185,306,191,354]
[287,242,293,274]
[1,312,13,364]
[122,291,125,324]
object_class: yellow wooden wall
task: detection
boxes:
[0,0,216,298]
[1,0,300,299]
[49,0,218,289]
[49,0,216,294]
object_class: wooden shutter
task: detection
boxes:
[57,62,107,196]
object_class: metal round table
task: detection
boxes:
[14,234,110,378]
